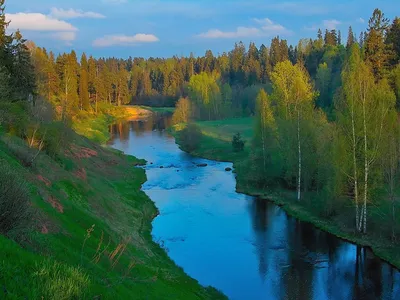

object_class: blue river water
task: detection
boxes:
[109,116,400,300]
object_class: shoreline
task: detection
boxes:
[170,125,400,271]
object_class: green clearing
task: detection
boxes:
[0,123,224,299]
[139,106,175,114]
[172,118,400,270]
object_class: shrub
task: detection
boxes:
[0,161,31,235]
[232,132,245,152]
[179,123,202,151]
[172,97,191,125]
[0,101,30,137]
[5,139,36,168]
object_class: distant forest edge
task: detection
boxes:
[26,10,399,118]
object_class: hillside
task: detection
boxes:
[0,115,224,299]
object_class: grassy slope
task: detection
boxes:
[0,121,224,299]
[139,106,175,114]
[172,118,400,270]
[73,105,152,144]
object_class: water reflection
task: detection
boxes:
[108,116,400,300]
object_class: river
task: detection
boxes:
[108,114,400,300]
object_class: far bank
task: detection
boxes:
[170,118,400,270]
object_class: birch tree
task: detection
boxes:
[253,89,277,174]
[271,61,314,201]
[337,44,396,233]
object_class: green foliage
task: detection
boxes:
[179,123,203,151]
[232,132,245,152]
[0,101,30,136]
[0,160,31,235]
[172,97,191,124]
[188,72,222,120]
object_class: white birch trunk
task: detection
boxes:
[297,109,301,201]
[351,99,360,232]
[362,86,368,234]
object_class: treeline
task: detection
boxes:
[31,12,400,119]
[174,9,400,239]
[0,1,35,104]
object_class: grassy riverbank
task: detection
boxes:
[73,105,152,144]
[139,106,175,114]
[172,118,400,270]
[0,106,225,299]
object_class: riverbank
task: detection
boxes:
[0,107,225,298]
[171,118,400,270]
[73,105,152,144]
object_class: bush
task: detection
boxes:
[232,132,245,152]
[4,138,36,168]
[172,97,191,125]
[0,101,30,137]
[179,123,202,152]
[0,161,31,235]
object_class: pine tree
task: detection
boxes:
[79,53,90,110]
[365,8,391,78]
[386,17,400,64]
[347,26,356,48]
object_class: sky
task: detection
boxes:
[5,0,400,59]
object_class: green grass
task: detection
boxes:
[172,117,400,270]
[0,127,225,299]
[139,106,175,114]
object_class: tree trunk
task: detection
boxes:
[351,91,360,232]
[362,88,368,234]
[297,109,301,201]
[261,118,266,172]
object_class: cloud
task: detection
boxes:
[93,34,159,47]
[198,27,261,39]
[357,17,365,23]
[253,18,292,35]
[50,8,105,19]
[304,25,319,31]
[266,2,331,15]
[238,1,332,16]
[102,0,127,4]
[6,13,78,44]
[6,13,77,32]
[198,18,291,39]
[323,19,341,30]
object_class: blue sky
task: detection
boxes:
[6,0,400,58]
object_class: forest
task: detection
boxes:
[9,5,400,239]
[1,0,400,296]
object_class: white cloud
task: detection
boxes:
[50,31,77,45]
[304,25,319,31]
[50,8,105,19]
[253,18,292,35]
[93,34,159,47]
[323,19,341,30]
[6,13,77,32]
[198,27,261,39]
[102,0,127,4]
[6,13,78,44]
[198,18,291,39]
[357,17,365,23]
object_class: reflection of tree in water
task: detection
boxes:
[109,122,130,141]
[283,220,314,300]
[249,197,270,279]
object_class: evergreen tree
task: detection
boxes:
[365,8,391,78]
[79,53,90,110]
[387,17,400,64]
[347,26,356,48]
